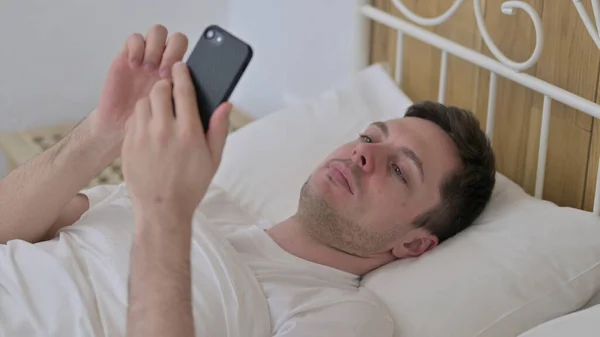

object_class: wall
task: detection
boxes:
[0,0,227,176]
[370,0,600,211]
[225,0,371,117]
[0,0,371,127]
[0,0,227,133]
[0,1,371,177]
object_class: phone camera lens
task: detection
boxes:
[205,29,215,39]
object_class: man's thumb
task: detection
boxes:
[207,102,232,165]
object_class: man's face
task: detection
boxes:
[297,117,462,259]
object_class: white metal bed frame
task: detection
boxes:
[360,0,600,215]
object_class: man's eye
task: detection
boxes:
[392,164,407,183]
[359,134,372,143]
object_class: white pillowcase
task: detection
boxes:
[517,305,600,337]
[585,290,600,308]
[211,64,600,337]
[362,173,600,337]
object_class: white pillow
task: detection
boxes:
[517,305,600,337]
[361,174,600,337]
[211,64,600,337]
[584,290,600,308]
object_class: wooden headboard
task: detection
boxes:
[368,0,600,211]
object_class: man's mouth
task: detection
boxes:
[329,162,355,195]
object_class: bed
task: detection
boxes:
[2,1,599,337]
[205,1,600,336]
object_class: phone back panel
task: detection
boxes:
[186,25,253,130]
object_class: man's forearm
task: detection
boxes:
[0,116,118,243]
[127,209,194,337]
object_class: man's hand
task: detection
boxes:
[123,62,231,337]
[91,25,189,155]
[0,25,194,244]
[122,61,232,222]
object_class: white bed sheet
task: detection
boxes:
[0,183,271,337]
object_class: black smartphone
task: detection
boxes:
[185,25,253,131]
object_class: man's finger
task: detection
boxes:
[159,33,188,79]
[135,97,152,134]
[142,24,168,72]
[172,62,202,131]
[206,102,232,164]
[123,111,137,146]
[149,79,174,126]
[126,33,145,68]
[124,98,149,149]
[124,112,136,136]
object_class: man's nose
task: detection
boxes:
[351,143,376,173]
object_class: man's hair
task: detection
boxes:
[405,101,496,243]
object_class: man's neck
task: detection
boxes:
[265,216,396,276]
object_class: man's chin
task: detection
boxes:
[301,182,350,223]
[302,175,334,201]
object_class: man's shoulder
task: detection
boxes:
[331,287,392,318]
[320,283,391,313]
[301,285,392,324]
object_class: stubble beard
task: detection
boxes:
[295,179,400,257]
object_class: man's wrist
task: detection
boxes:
[132,207,193,274]
[75,112,123,161]
[32,115,120,191]
[133,205,193,239]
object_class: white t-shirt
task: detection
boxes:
[226,225,393,336]
[0,184,393,337]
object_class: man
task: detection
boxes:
[0,26,495,337]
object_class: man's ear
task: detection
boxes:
[391,233,438,259]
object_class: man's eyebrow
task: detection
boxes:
[401,147,425,183]
[370,121,388,137]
